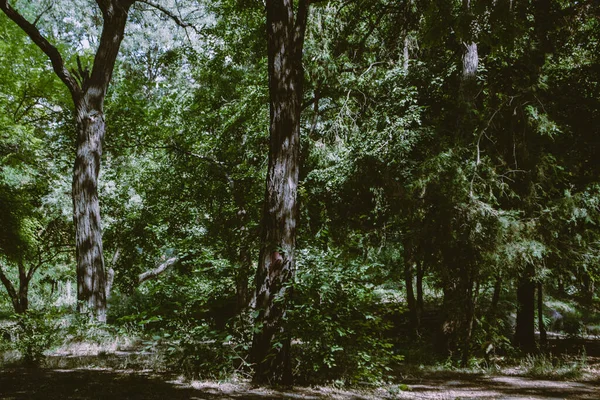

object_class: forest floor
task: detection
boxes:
[1,336,600,399]
[1,364,599,399]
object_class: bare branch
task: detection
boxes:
[138,257,178,284]
[0,0,81,100]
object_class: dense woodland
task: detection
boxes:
[0,0,599,387]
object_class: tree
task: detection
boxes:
[251,0,311,385]
[0,0,201,321]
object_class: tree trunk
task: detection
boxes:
[403,244,417,332]
[416,260,424,319]
[17,261,29,313]
[0,262,30,314]
[582,272,594,305]
[515,265,536,353]
[73,105,107,321]
[251,0,309,385]
[490,276,502,316]
[461,279,479,366]
[236,245,252,312]
[538,281,547,348]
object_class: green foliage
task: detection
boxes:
[289,248,402,385]
[4,309,60,366]
[164,316,252,380]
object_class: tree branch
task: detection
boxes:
[136,0,201,33]
[32,0,54,26]
[138,257,178,284]
[0,0,81,100]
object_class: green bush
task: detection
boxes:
[289,248,401,385]
[165,314,253,380]
[11,309,60,366]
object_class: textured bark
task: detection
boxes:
[251,0,309,385]
[461,279,478,366]
[515,265,536,353]
[73,103,107,321]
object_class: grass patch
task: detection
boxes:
[521,353,586,380]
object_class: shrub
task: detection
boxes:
[11,309,60,366]
[165,313,253,380]
[289,248,402,385]
[522,353,586,380]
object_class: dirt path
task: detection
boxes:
[0,368,599,399]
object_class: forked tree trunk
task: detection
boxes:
[0,261,31,314]
[0,0,133,322]
[251,0,309,385]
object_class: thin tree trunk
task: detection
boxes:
[490,276,502,316]
[461,279,479,366]
[251,0,309,385]
[403,244,417,331]
[416,260,424,319]
[538,281,547,348]
[515,265,536,353]
[236,246,252,312]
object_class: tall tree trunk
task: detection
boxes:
[73,103,107,321]
[515,265,536,353]
[251,0,309,385]
[538,281,547,348]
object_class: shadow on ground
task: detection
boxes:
[1,368,600,399]
[401,371,600,399]
[0,368,308,400]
